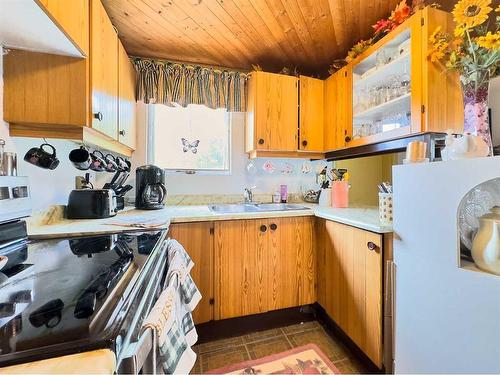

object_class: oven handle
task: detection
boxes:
[119,327,156,375]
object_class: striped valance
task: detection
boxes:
[133,58,249,112]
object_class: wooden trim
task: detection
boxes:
[9,123,133,156]
[347,127,411,148]
[248,150,324,159]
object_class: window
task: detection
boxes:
[150,104,231,173]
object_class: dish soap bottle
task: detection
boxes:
[280,185,288,203]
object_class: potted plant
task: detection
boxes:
[428,0,499,153]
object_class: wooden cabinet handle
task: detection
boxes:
[258,138,265,145]
[345,136,351,143]
[259,225,267,233]
[93,112,103,121]
[302,140,308,147]
[367,241,378,251]
[119,130,126,136]
[270,223,277,231]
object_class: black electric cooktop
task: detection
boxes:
[0,230,167,367]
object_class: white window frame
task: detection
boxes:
[147,104,232,175]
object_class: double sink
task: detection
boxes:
[208,203,310,214]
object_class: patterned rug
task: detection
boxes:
[205,343,340,374]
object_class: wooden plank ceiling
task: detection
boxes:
[102,0,456,76]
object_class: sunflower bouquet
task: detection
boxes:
[429,0,499,149]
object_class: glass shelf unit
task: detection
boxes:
[352,29,412,142]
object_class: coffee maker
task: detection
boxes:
[135,165,166,210]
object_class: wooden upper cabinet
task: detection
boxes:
[245,71,298,153]
[418,7,463,134]
[90,0,118,140]
[168,222,214,325]
[324,66,352,151]
[37,0,90,55]
[299,76,324,152]
[316,219,383,368]
[118,41,137,149]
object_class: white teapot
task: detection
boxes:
[472,206,500,275]
[441,130,489,161]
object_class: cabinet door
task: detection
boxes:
[38,0,89,55]
[268,217,315,310]
[317,219,383,368]
[299,76,324,151]
[252,72,298,151]
[90,0,118,139]
[324,67,352,151]
[215,220,268,319]
[418,7,463,134]
[118,41,137,149]
[168,223,214,324]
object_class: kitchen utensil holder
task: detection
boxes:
[379,192,393,225]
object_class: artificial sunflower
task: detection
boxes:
[452,0,492,29]
[476,31,500,49]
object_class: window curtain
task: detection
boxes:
[133,58,249,112]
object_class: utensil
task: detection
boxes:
[0,139,5,176]
[24,143,59,170]
[69,146,91,170]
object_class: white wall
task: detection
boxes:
[0,52,100,212]
[130,103,324,197]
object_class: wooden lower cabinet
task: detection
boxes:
[215,217,316,320]
[167,222,214,324]
[316,218,383,368]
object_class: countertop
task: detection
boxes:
[27,204,392,239]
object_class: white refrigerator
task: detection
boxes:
[393,156,500,373]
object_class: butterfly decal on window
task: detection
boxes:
[181,138,200,154]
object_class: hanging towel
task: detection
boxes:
[166,240,202,312]
[142,284,197,375]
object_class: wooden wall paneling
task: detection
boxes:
[168,222,214,324]
[90,0,118,139]
[299,76,324,151]
[118,41,137,149]
[3,50,87,126]
[37,0,90,55]
[101,0,403,74]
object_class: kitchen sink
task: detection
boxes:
[208,203,310,213]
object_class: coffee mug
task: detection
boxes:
[69,146,91,170]
[104,154,118,172]
[24,143,59,170]
[115,156,130,172]
[90,150,106,172]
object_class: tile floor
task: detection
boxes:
[191,320,368,374]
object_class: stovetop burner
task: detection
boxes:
[0,230,167,366]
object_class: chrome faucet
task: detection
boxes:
[244,186,256,203]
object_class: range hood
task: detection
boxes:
[325,133,445,161]
[0,0,83,57]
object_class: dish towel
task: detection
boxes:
[142,239,202,374]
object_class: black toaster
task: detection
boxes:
[66,189,118,219]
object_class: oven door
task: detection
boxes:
[116,241,168,374]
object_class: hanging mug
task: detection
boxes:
[104,154,118,172]
[115,156,129,172]
[90,150,106,172]
[24,143,59,170]
[69,146,91,170]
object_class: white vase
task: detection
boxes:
[471,206,500,275]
